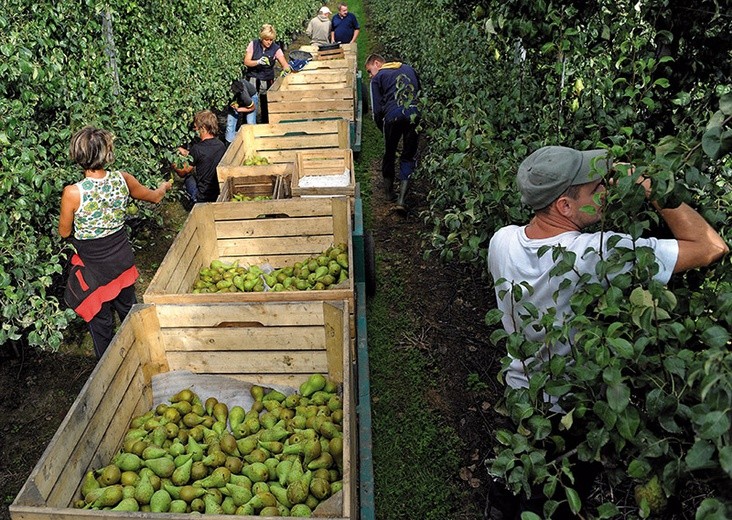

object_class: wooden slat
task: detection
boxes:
[165,349,329,374]
[249,120,343,137]
[268,97,354,110]
[270,82,353,94]
[212,197,338,219]
[217,163,294,185]
[143,285,354,305]
[154,302,326,327]
[160,326,324,351]
[217,235,335,258]
[215,215,334,239]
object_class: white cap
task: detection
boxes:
[319,6,331,14]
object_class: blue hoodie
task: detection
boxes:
[369,62,420,131]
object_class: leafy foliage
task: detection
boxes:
[367,0,731,516]
[0,0,316,349]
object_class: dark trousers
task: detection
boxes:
[245,77,273,123]
[382,118,419,182]
[87,285,137,359]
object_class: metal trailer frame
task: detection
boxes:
[351,186,375,520]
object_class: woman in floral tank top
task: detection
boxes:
[58,126,172,359]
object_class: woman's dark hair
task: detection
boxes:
[69,126,114,170]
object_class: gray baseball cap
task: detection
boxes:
[517,146,611,210]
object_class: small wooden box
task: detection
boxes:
[217,173,292,202]
[317,47,346,60]
[10,301,357,520]
[298,43,357,68]
[292,149,356,199]
[218,120,350,181]
[143,197,354,308]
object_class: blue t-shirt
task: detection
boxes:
[331,12,359,43]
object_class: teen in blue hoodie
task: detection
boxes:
[366,54,420,210]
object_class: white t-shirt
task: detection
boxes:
[488,225,678,396]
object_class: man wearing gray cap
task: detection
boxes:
[306,6,332,48]
[484,145,728,518]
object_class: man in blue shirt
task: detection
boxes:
[366,53,420,211]
[331,3,360,44]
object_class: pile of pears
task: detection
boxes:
[75,374,345,516]
[232,193,272,202]
[191,244,349,294]
[242,155,270,166]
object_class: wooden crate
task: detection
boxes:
[216,162,295,188]
[317,47,345,60]
[10,301,357,520]
[298,43,357,66]
[292,149,356,199]
[218,120,350,181]
[299,57,356,72]
[217,173,292,202]
[267,71,356,124]
[143,197,353,308]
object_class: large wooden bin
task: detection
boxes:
[10,301,356,520]
[267,70,357,124]
[218,120,350,182]
[143,197,354,307]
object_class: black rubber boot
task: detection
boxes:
[384,179,397,201]
[395,180,409,212]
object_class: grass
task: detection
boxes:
[308,2,470,516]
[348,2,468,503]
[365,252,466,519]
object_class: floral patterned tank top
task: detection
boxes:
[73,171,130,240]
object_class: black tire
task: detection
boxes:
[364,229,376,298]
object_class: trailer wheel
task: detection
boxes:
[364,229,376,298]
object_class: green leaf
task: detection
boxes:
[496,429,514,446]
[606,382,630,413]
[597,501,620,519]
[628,458,651,478]
[697,411,730,440]
[720,92,732,115]
[694,498,728,520]
[527,415,552,441]
[542,475,558,499]
[607,337,634,358]
[593,400,617,428]
[719,446,732,477]
[602,367,622,385]
[520,513,541,520]
[485,308,504,326]
[702,126,723,160]
[700,325,730,348]
[616,407,640,440]
[629,287,653,307]
[565,486,581,514]
[685,439,715,470]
